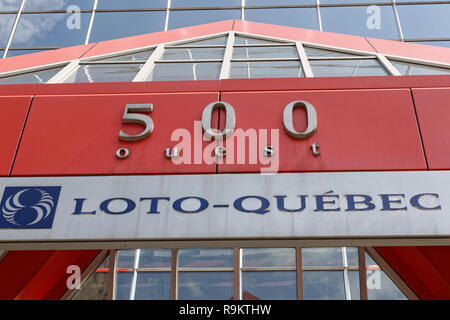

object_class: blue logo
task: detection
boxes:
[0,187,61,229]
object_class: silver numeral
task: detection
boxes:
[283,100,317,139]
[118,103,154,142]
[202,101,235,140]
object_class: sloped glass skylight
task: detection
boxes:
[390,60,450,75]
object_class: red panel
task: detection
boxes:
[368,38,450,65]
[83,20,234,59]
[219,89,426,173]
[413,88,450,170]
[376,246,450,299]
[233,20,376,53]
[0,44,95,74]
[0,96,32,176]
[13,93,218,176]
[0,250,54,299]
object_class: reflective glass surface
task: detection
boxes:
[412,41,450,48]
[321,6,399,40]
[72,64,143,83]
[309,59,388,77]
[246,0,315,5]
[97,0,167,9]
[134,272,171,300]
[230,61,304,79]
[168,9,240,30]
[6,49,47,57]
[138,249,171,268]
[172,36,227,46]
[161,47,225,60]
[346,247,359,267]
[242,271,297,300]
[232,46,298,59]
[304,46,362,58]
[116,249,136,268]
[0,14,17,46]
[242,248,296,268]
[302,247,343,267]
[348,270,361,300]
[234,36,287,45]
[24,0,95,10]
[92,49,154,62]
[398,4,450,39]
[115,272,132,300]
[0,66,64,84]
[148,62,221,81]
[12,12,90,47]
[72,270,109,300]
[172,0,241,8]
[178,248,233,268]
[0,0,22,11]
[391,60,450,75]
[89,11,165,43]
[303,271,346,300]
[245,8,318,30]
[178,272,233,300]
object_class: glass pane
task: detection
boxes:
[245,8,318,30]
[391,60,450,76]
[178,272,234,300]
[230,61,304,79]
[148,62,221,81]
[134,272,171,300]
[309,59,388,77]
[12,13,90,47]
[89,11,165,43]
[172,0,241,7]
[304,46,362,58]
[116,249,136,268]
[139,249,171,268]
[366,253,407,300]
[322,0,386,3]
[172,36,227,46]
[178,248,233,268]
[72,270,109,300]
[6,49,48,57]
[246,0,315,5]
[97,0,167,9]
[168,9,241,30]
[242,271,297,300]
[0,14,17,47]
[302,247,343,267]
[232,46,298,59]
[348,270,361,300]
[115,272,132,300]
[412,41,450,48]
[0,0,22,11]
[92,49,154,62]
[0,66,64,84]
[161,47,225,60]
[242,248,296,268]
[303,271,346,300]
[72,64,143,83]
[321,6,399,40]
[345,247,359,267]
[25,0,95,10]
[234,35,288,45]
[398,4,450,39]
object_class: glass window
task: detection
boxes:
[115,272,132,300]
[0,66,64,84]
[346,247,359,267]
[321,0,387,3]
[246,0,315,5]
[398,4,450,39]
[12,12,90,47]
[411,41,450,48]
[234,35,288,45]
[0,14,17,47]
[70,64,143,83]
[245,8,318,30]
[24,0,95,10]
[178,272,234,300]
[366,253,407,300]
[168,9,241,30]
[178,248,233,268]
[309,59,388,77]
[303,271,346,300]
[232,46,298,59]
[0,0,22,11]
[161,47,225,60]
[242,271,297,300]
[116,249,136,268]
[138,249,171,268]
[6,49,48,57]
[242,248,296,268]
[304,46,366,58]
[348,270,361,300]
[147,62,221,81]
[171,35,227,46]
[72,270,109,300]
[134,272,171,300]
[89,11,165,43]
[91,49,154,62]
[171,0,241,7]
[97,0,167,9]
[230,61,304,79]
[391,60,450,76]
[321,5,399,40]
[302,247,343,267]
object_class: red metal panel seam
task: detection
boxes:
[364,36,379,53]
[8,95,34,177]
[78,42,99,59]
[409,88,430,171]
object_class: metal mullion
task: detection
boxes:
[241,0,245,20]
[164,0,171,31]
[240,267,297,272]
[302,266,346,271]
[392,0,405,41]
[220,31,234,80]
[136,268,172,272]
[358,247,368,300]
[132,44,164,82]
[47,59,80,83]
[178,267,234,272]
[316,0,323,31]
[377,53,402,76]
[296,42,313,77]
[165,45,226,49]
[233,43,295,47]
[296,247,303,300]
[342,247,352,300]
[107,249,117,300]
[3,0,26,58]
[85,0,98,45]
[308,56,377,60]
[171,248,178,300]
[128,249,140,301]
[234,247,240,300]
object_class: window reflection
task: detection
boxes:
[242,271,297,300]
[135,272,171,300]
[178,248,234,268]
[309,59,388,77]
[178,272,234,300]
[230,61,304,79]
[168,9,240,30]
[303,271,346,300]
[245,8,319,30]
[0,66,64,84]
